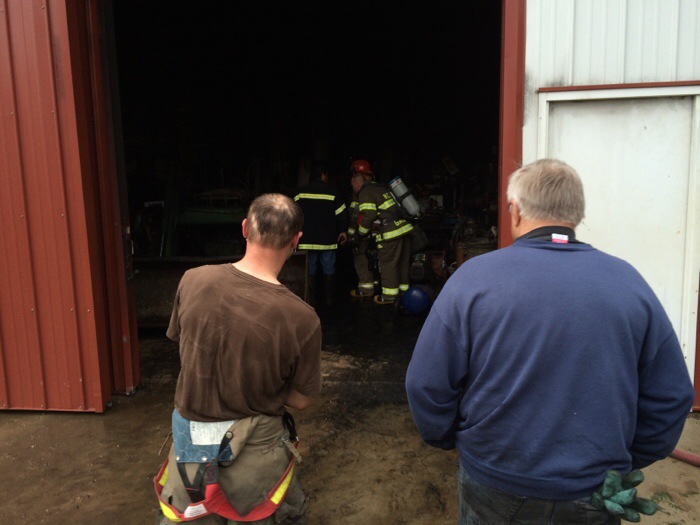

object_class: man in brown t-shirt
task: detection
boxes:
[157,194,322,524]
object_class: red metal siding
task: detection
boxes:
[0,0,111,411]
[498,0,526,248]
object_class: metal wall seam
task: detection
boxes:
[46,0,89,410]
[1,0,46,410]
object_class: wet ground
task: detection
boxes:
[0,295,698,524]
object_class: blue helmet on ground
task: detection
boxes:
[402,285,432,315]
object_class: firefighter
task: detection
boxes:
[347,159,376,298]
[294,164,348,306]
[351,160,414,304]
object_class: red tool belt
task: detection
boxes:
[155,415,298,522]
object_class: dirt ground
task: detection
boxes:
[0,300,698,524]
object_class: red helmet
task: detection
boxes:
[352,159,373,175]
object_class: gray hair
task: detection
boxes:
[506,159,585,226]
[246,193,303,250]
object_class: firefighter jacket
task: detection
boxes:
[294,179,348,250]
[356,181,414,242]
[348,192,360,236]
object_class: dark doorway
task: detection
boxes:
[113,2,501,253]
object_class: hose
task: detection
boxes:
[670,448,700,467]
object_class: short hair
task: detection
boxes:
[506,158,585,226]
[246,194,304,250]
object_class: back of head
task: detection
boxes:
[506,158,585,226]
[246,194,303,250]
[312,163,328,181]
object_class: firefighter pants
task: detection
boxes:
[156,415,307,524]
[353,237,374,295]
[377,235,411,299]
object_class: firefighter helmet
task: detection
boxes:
[352,159,373,175]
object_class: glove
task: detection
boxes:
[591,470,658,522]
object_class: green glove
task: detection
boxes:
[591,470,658,522]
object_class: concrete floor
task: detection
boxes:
[0,295,697,524]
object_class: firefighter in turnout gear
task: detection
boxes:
[294,165,348,306]
[348,160,376,298]
[351,165,414,304]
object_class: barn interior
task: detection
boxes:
[111,2,502,321]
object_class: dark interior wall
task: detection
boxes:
[113,2,501,255]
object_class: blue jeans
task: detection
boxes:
[458,464,619,524]
[307,250,336,276]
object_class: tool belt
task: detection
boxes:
[154,412,300,522]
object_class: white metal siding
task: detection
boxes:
[523,0,700,159]
[526,0,700,88]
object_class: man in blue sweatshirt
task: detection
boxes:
[405,158,694,524]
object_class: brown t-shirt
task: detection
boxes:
[167,264,322,422]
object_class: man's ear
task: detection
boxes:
[241,218,249,239]
[293,230,303,250]
[511,203,522,228]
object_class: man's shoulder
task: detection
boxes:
[358,182,384,198]
[182,264,225,282]
[275,289,322,332]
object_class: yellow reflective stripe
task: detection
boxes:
[295,193,335,201]
[381,223,414,240]
[347,227,356,235]
[271,463,295,505]
[299,243,337,250]
[159,462,169,486]
[159,502,183,523]
[349,201,358,208]
[358,282,374,290]
[335,203,347,215]
[378,199,395,210]
[399,284,410,291]
[358,225,370,235]
[382,287,399,296]
[358,202,377,211]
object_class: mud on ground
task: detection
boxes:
[0,302,697,524]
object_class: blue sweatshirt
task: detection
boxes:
[405,237,694,500]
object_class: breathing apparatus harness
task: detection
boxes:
[154,412,300,522]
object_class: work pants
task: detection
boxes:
[458,464,619,525]
[157,415,307,525]
[307,250,336,276]
[353,237,374,295]
[377,235,411,299]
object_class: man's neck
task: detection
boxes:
[233,245,289,284]
[514,219,575,240]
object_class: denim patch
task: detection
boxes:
[171,409,234,463]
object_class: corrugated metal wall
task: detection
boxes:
[525,0,700,87]
[523,0,700,156]
[0,0,111,411]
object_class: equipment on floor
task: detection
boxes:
[400,285,433,315]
